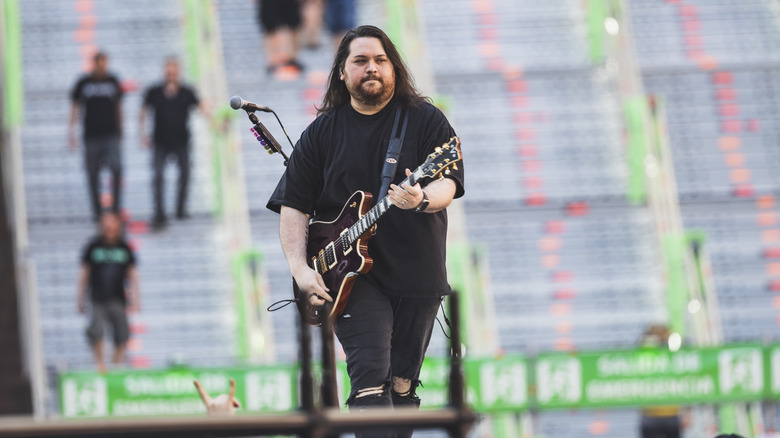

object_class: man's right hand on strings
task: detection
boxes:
[292,265,331,306]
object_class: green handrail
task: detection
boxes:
[624,96,649,204]
[2,0,24,128]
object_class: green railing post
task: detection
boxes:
[182,0,203,82]
[587,0,608,63]
[232,248,272,361]
[624,96,649,204]
[182,0,227,217]
[663,234,688,338]
[2,0,24,128]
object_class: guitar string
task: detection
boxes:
[319,190,398,274]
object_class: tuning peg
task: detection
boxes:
[445,169,451,175]
[435,147,442,152]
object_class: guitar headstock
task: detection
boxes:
[418,137,462,180]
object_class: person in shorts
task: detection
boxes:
[256,0,304,74]
[77,212,140,373]
[325,0,356,47]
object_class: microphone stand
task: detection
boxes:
[246,110,290,166]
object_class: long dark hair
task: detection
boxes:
[316,25,428,116]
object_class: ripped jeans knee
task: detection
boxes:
[346,383,392,410]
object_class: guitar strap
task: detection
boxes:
[378,105,409,200]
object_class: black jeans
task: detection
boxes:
[152,143,190,218]
[334,276,441,438]
[84,135,122,218]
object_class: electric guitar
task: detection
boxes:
[293,137,462,326]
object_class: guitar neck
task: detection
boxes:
[347,172,421,242]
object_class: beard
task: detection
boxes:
[347,74,395,107]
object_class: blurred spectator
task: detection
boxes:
[638,324,686,438]
[300,0,324,49]
[325,0,356,48]
[256,0,304,74]
[299,0,356,51]
[77,212,139,373]
[139,57,208,230]
[68,51,124,221]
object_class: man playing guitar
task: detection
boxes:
[267,25,465,437]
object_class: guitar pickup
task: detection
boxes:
[340,229,353,255]
[324,243,337,269]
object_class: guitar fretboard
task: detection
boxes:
[345,172,421,245]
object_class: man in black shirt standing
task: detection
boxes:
[77,212,140,373]
[69,51,124,220]
[139,57,207,229]
[267,25,464,437]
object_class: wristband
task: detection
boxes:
[414,191,429,212]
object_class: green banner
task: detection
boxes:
[60,365,298,418]
[769,344,780,398]
[535,345,768,409]
[465,355,528,412]
[60,345,780,418]
[60,355,529,418]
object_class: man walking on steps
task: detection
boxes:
[139,57,209,230]
[77,212,140,373]
[69,51,125,220]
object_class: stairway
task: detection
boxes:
[18,0,233,412]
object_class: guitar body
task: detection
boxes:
[293,190,374,326]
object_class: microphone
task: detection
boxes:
[229,95,272,113]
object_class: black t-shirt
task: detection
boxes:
[81,238,136,303]
[267,97,465,297]
[143,84,200,146]
[70,74,123,138]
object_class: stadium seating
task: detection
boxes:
[18,0,232,412]
[629,0,780,346]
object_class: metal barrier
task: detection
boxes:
[0,292,477,438]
